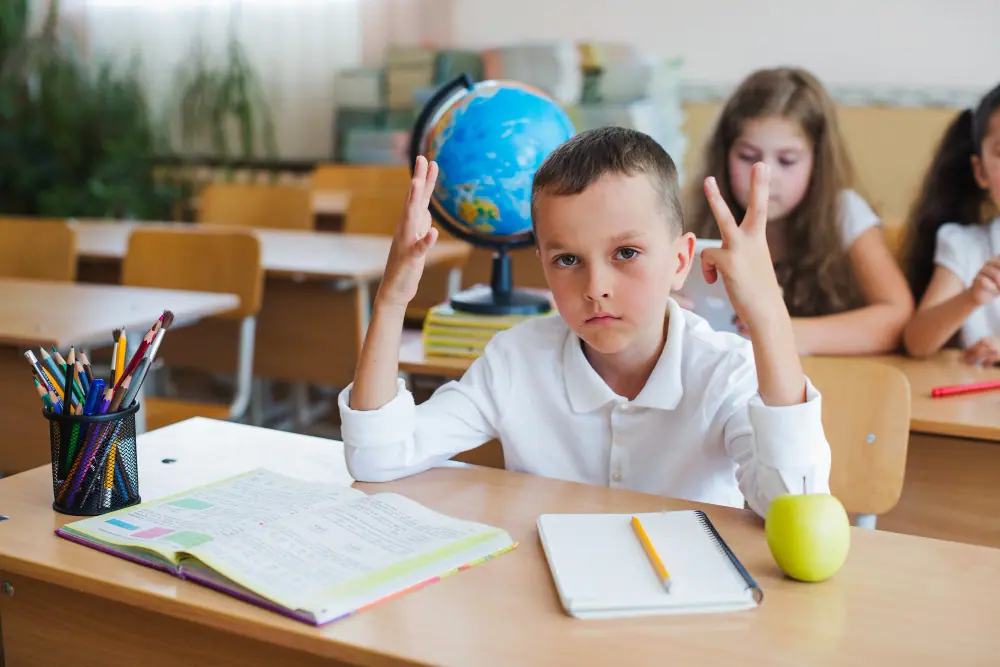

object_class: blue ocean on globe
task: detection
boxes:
[423,81,576,240]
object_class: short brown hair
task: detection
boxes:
[531,126,683,235]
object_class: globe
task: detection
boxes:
[410,74,576,315]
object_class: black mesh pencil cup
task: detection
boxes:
[46,402,141,516]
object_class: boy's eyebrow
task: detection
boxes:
[612,231,648,243]
[542,231,648,251]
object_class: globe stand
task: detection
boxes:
[450,248,552,316]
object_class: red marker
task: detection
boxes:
[931,379,1000,398]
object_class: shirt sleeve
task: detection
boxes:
[839,189,881,251]
[934,223,975,286]
[337,338,510,482]
[715,357,832,518]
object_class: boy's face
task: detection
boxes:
[534,173,694,356]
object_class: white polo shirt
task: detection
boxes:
[934,216,1000,348]
[338,299,831,518]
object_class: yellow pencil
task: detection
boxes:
[114,327,127,386]
[630,515,672,592]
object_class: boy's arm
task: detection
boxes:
[701,163,805,407]
[350,156,439,412]
[341,156,504,481]
[714,357,831,517]
[700,163,831,516]
[339,342,507,482]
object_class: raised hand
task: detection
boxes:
[700,163,785,330]
[376,156,440,308]
[968,257,1000,305]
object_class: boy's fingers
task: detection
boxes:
[700,247,725,285]
[408,156,428,206]
[422,161,439,209]
[415,226,439,254]
[703,177,738,242]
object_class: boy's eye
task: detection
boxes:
[554,254,578,267]
[615,247,639,260]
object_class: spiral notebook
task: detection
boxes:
[537,510,762,619]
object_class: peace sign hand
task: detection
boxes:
[700,162,786,331]
[375,156,440,309]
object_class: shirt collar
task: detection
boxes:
[563,299,686,413]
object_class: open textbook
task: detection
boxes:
[56,468,517,625]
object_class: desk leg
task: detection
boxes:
[290,280,371,430]
[0,574,350,667]
[0,348,50,476]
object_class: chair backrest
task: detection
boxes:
[198,183,313,230]
[883,223,906,263]
[343,191,410,235]
[311,163,412,194]
[0,217,77,281]
[122,227,263,320]
[800,356,911,516]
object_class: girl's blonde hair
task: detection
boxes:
[686,67,863,317]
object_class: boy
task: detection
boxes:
[338,127,831,518]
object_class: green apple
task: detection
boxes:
[765,492,850,582]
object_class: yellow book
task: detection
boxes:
[424,303,538,331]
[56,469,516,626]
[423,324,498,340]
[424,345,485,359]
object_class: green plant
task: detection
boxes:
[173,16,278,177]
[0,0,189,219]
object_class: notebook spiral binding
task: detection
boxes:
[694,510,764,604]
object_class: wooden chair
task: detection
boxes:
[801,356,912,528]
[121,227,263,431]
[883,223,906,264]
[0,217,77,281]
[311,163,412,195]
[198,183,314,230]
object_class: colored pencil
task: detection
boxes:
[931,379,1000,398]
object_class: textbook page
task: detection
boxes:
[184,492,514,615]
[60,469,365,556]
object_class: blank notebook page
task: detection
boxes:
[537,511,756,617]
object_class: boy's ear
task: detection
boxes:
[670,232,696,291]
[972,154,989,190]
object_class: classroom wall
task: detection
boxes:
[425,0,993,225]
[441,0,998,92]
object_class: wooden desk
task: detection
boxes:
[73,220,470,391]
[72,220,469,285]
[873,350,1000,441]
[0,279,239,475]
[399,328,472,378]
[2,418,1000,666]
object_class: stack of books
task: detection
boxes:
[422,302,549,359]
